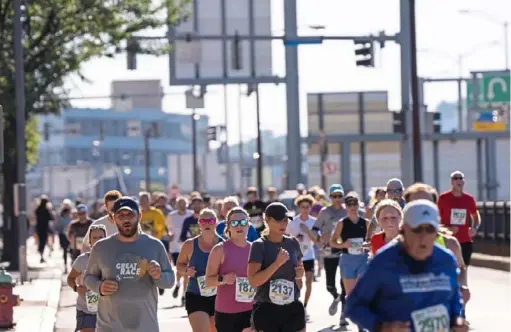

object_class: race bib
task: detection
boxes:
[197,276,217,297]
[235,277,256,303]
[85,290,99,313]
[411,304,450,332]
[75,237,84,250]
[347,237,364,255]
[450,209,467,226]
[299,242,310,254]
[269,279,294,305]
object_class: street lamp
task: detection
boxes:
[459,9,509,69]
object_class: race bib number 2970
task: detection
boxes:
[411,304,450,332]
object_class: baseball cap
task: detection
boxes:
[113,197,140,214]
[386,178,404,189]
[403,199,440,230]
[76,204,88,213]
[328,184,344,196]
[264,202,292,220]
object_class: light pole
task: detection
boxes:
[192,111,200,191]
[459,9,509,70]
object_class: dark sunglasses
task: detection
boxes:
[230,219,249,227]
[345,201,359,207]
[387,189,403,194]
[199,218,216,225]
[331,195,343,199]
[452,176,464,180]
[411,225,437,234]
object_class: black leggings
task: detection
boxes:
[58,233,70,266]
[36,229,48,255]
[460,242,473,266]
[324,257,346,303]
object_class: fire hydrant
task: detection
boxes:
[0,268,21,328]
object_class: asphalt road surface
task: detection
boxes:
[55,266,510,331]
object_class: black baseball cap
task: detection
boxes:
[264,202,292,220]
[113,197,140,214]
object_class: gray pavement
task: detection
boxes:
[55,265,510,331]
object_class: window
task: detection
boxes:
[127,120,141,137]
[65,123,81,137]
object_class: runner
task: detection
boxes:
[139,192,167,240]
[180,196,205,243]
[168,196,193,301]
[216,196,259,242]
[176,208,222,332]
[67,224,106,332]
[205,207,254,332]
[68,204,94,262]
[56,205,73,273]
[248,202,306,332]
[313,184,347,316]
[368,199,402,256]
[344,200,468,332]
[84,197,175,332]
[329,192,370,329]
[386,178,406,208]
[81,190,123,253]
[286,194,317,317]
[243,187,267,235]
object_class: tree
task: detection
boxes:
[0,0,189,268]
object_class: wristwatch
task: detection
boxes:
[217,275,224,285]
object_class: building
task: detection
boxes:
[35,107,208,198]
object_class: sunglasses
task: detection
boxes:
[452,176,464,180]
[387,189,402,194]
[199,218,216,225]
[411,225,437,234]
[345,201,359,207]
[331,195,343,199]
[230,219,249,227]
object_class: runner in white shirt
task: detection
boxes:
[287,194,318,317]
[167,196,193,301]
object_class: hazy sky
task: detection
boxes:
[64,0,510,143]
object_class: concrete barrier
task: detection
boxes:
[471,253,510,272]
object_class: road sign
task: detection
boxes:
[467,72,510,107]
[472,110,508,132]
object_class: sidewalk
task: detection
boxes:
[5,238,64,332]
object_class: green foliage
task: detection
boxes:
[26,117,40,166]
[0,0,189,167]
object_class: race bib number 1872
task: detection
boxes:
[197,276,217,297]
[411,304,450,332]
[269,279,294,305]
[235,277,256,303]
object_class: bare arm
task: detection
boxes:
[445,237,468,287]
[176,240,193,275]
[330,221,347,249]
[67,268,81,290]
[247,261,281,288]
[205,244,224,288]
[471,211,481,230]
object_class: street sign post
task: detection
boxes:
[467,71,510,107]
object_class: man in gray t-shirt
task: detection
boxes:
[84,197,175,332]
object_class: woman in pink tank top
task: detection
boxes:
[205,207,254,332]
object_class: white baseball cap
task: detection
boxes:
[402,199,440,230]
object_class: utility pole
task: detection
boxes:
[192,110,199,191]
[255,85,263,199]
[143,130,151,192]
[409,0,423,182]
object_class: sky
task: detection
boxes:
[64,0,511,144]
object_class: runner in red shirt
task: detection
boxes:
[437,171,481,267]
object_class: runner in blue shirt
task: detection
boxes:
[344,200,468,332]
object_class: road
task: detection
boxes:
[55,265,510,331]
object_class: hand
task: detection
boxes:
[185,266,197,277]
[448,226,459,234]
[380,321,411,332]
[222,272,236,285]
[275,248,290,267]
[76,285,87,296]
[469,227,477,238]
[362,242,371,251]
[99,280,119,296]
[461,287,471,304]
[342,241,352,249]
[147,260,162,279]
[295,263,305,279]
[452,317,469,332]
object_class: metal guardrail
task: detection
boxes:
[476,201,510,242]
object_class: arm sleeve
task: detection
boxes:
[248,240,264,264]
[72,254,85,274]
[468,196,477,214]
[344,261,381,330]
[84,244,103,294]
[153,241,175,289]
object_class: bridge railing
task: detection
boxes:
[476,201,510,242]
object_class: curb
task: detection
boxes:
[471,254,510,272]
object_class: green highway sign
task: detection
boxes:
[466,72,510,108]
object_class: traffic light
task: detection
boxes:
[393,111,405,133]
[43,122,50,141]
[127,38,138,70]
[433,112,441,133]
[207,126,217,141]
[354,40,375,67]
[231,30,243,71]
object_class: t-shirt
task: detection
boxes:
[287,216,316,261]
[73,253,99,314]
[84,233,175,332]
[437,191,477,244]
[179,215,200,242]
[313,206,347,258]
[248,236,303,305]
[167,210,192,253]
[140,207,167,240]
[69,219,94,250]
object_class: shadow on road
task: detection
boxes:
[317,325,348,332]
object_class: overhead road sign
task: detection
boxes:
[467,71,510,107]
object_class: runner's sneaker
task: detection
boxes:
[339,313,349,326]
[328,295,342,315]
[172,285,180,298]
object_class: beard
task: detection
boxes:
[116,221,139,237]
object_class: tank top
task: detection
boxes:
[187,237,221,295]
[215,241,253,313]
[435,235,446,248]
[340,217,368,254]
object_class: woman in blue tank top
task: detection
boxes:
[176,208,222,332]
